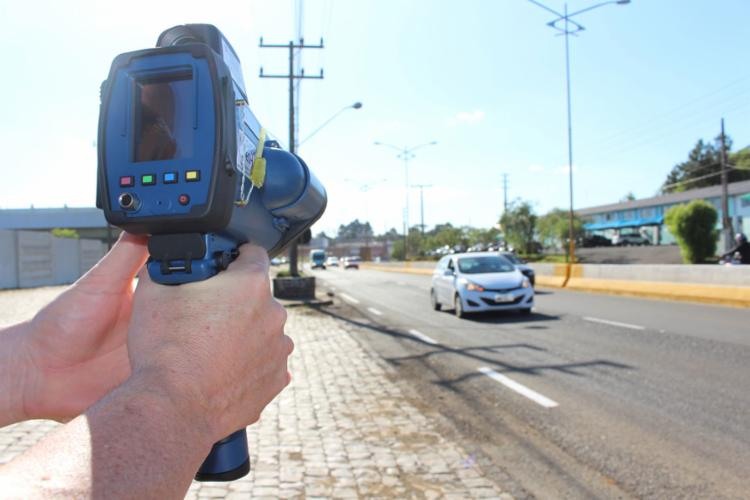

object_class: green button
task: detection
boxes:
[141,174,155,186]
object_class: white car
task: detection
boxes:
[325,256,340,267]
[431,252,534,318]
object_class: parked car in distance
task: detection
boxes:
[581,234,612,248]
[270,257,283,266]
[326,256,340,267]
[310,249,326,269]
[499,252,535,287]
[343,256,361,269]
[612,233,651,246]
[431,252,534,318]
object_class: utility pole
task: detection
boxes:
[720,118,732,252]
[502,173,509,215]
[259,37,323,276]
[373,141,437,260]
[411,184,432,237]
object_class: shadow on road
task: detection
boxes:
[460,310,559,324]
[313,303,635,389]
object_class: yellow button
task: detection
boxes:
[185,170,200,182]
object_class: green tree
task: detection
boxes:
[51,228,79,239]
[662,137,750,193]
[390,239,405,260]
[664,200,718,263]
[337,219,373,241]
[537,209,583,253]
[500,200,538,254]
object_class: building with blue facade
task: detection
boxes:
[578,180,750,246]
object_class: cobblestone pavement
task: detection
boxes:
[0,287,511,499]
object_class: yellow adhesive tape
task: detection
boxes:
[250,128,267,188]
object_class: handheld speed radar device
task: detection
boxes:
[96,24,327,481]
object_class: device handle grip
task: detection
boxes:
[194,429,250,482]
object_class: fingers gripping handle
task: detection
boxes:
[195,429,250,481]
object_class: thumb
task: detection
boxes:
[78,232,149,292]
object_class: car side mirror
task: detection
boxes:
[443,269,455,276]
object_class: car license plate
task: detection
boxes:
[494,293,514,303]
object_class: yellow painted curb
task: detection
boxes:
[360,263,432,275]
[566,277,750,308]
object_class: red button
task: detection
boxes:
[119,176,134,187]
[178,194,190,206]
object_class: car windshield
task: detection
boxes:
[458,256,514,274]
[501,253,521,264]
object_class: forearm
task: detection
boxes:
[0,371,214,499]
[0,322,32,427]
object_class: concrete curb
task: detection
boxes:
[361,263,750,308]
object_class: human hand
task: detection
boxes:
[18,232,148,422]
[126,243,292,443]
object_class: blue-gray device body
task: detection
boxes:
[96,24,327,481]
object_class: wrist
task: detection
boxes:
[126,364,221,447]
[0,322,33,426]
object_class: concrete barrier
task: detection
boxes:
[0,230,18,289]
[361,260,750,308]
[0,230,108,289]
[52,237,80,284]
[17,231,54,288]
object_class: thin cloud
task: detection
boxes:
[445,110,486,127]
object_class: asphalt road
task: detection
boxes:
[310,266,750,499]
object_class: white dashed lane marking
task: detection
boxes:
[583,316,645,331]
[477,367,559,408]
[367,307,383,316]
[340,293,360,304]
[408,329,440,345]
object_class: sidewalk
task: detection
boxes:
[0,286,510,499]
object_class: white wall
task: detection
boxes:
[17,231,54,288]
[0,230,107,289]
[0,230,18,289]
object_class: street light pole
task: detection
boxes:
[299,102,363,147]
[411,184,432,237]
[528,0,630,266]
[374,141,437,260]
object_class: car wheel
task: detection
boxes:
[431,289,441,311]
[520,307,532,315]
[454,294,465,319]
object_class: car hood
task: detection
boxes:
[459,270,524,289]
[515,263,533,273]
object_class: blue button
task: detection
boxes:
[163,172,178,184]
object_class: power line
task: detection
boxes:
[259,34,323,276]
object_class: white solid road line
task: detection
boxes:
[477,367,559,409]
[583,316,645,331]
[367,307,384,316]
[339,293,360,304]
[408,329,440,345]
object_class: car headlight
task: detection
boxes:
[521,278,531,288]
[466,281,485,292]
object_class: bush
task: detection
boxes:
[51,228,79,239]
[664,200,718,263]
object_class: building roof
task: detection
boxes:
[0,207,107,230]
[577,179,750,216]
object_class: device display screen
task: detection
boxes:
[134,75,193,162]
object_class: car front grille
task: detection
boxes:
[480,295,525,306]
[483,286,522,293]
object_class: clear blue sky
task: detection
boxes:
[1,0,749,237]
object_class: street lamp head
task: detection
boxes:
[616,0,630,4]
[352,102,363,109]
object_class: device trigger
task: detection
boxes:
[216,249,238,271]
[272,217,290,232]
